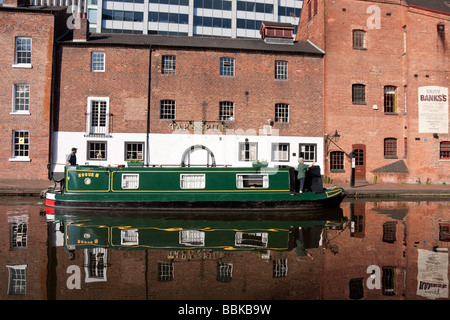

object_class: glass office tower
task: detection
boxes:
[92,0,302,38]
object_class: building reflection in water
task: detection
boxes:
[0,198,449,300]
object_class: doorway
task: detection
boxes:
[352,144,366,180]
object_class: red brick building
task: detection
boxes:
[0,0,69,180]
[297,0,449,184]
[51,20,325,174]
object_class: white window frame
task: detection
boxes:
[238,141,258,162]
[91,52,105,72]
[180,174,206,189]
[299,143,317,162]
[158,262,174,281]
[121,174,139,189]
[162,55,176,74]
[121,228,139,245]
[84,248,108,282]
[235,232,268,248]
[275,60,288,80]
[6,265,27,295]
[11,84,30,114]
[219,101,234,121]
[272,143,290,162]
[87,141,107,160]
[87,97,110,135]
[220,57,235,77]
[179,230,205,246]
[13,37,32,68]
[217,259,233,282]
[10,130,30,162]
[275,103,289,123]
[236,174,269,189]
[273,258,288,278]
[125,142,145,161]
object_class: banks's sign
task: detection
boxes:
[418,86,448,133]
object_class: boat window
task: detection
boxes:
[179,230,205,246]
[180,174,205,189]
[235,232,268,248]
[121,229,139,246]
[121,174,139,189]
[236,174,269,188]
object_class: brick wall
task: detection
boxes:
[0,8,68,180]
[150,48,324,138]
[297,0,449,184]
[56,45,150,134]
[56,44,323,139]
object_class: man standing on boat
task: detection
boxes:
[297,157,315,193]
[66,147,77,166]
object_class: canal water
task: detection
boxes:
[1,196,449,301]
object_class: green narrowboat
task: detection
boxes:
[53,211,345,252]
[45,165,346,211]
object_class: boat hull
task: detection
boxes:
[46,188,346,211]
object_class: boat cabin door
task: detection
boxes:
[181,145,216,167]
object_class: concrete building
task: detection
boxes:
[297,0,449,184]
[27,0,303,38]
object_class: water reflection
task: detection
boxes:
[0,197,449,300]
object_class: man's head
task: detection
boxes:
[298,157,304,164]
[71,147,77,153]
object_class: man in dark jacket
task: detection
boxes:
[66,147,77,165]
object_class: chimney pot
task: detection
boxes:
[73,17,90,42]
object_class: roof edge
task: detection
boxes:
[408,4,450,16]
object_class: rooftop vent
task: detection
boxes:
[259,21,294,45]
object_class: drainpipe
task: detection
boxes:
[146,46,152,167]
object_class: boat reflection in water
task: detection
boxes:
[46,207,345,300]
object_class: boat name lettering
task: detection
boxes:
[77,239,99,245]
[169,122,228,132]
[78,172,100,178]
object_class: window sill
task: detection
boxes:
[9,157,31,162]
[353,47,367,50]
[10,111,31,115]
[12,64,32,69]
[352,102,366,105]
[384,112,398,115]
[384,156,398,159]
[330,169,345,173]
